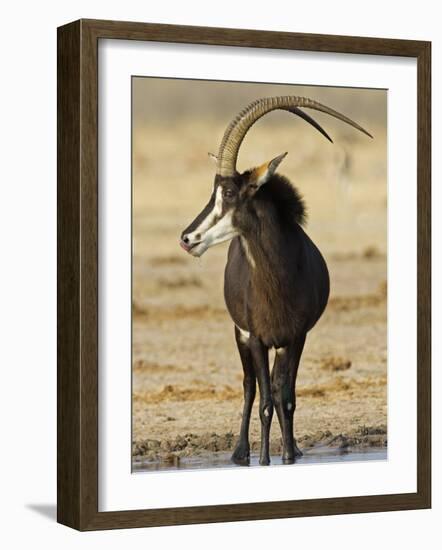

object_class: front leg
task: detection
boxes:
[232,326,256,465]
[271,334,306,463]
[249,335,273,465]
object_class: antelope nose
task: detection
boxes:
[180,234,192,252]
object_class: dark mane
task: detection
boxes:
[253,173,307,227]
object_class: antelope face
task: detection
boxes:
[180,153,288,257]
[180,175,240,257]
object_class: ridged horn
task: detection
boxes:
[216,96,373,177]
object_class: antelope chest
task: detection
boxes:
[248,287,303,348]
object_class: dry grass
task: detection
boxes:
[320,356,352,371]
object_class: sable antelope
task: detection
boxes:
[180,96,371,465]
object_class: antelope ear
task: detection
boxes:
[208,152,218,163]
[249,152,288,191]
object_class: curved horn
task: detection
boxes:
[216,96,372,177]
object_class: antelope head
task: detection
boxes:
[180,96,372,257]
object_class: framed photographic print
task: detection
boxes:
[57,19,431,530]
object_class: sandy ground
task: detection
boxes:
[131,83,387,465]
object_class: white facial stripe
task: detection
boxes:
[188,209,238,257]
[186,186,223,241]
[203,210,238,247]
[214,186,223,215]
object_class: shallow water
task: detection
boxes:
[133,446,387,473]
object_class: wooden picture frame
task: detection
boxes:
[57,18,431,530]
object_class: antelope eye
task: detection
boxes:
[223,188,235,200]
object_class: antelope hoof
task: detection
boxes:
[294,440,303,457]
[259,455,271,466]
[231,442,250,466]
[282,446,295,464]
[282,440,303,463]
